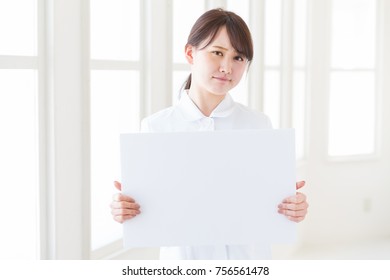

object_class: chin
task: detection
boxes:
[208,86,232,96]
[210,90,228,97]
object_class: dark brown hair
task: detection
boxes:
[183,8,253,90]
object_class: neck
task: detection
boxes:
[188,87,226,117]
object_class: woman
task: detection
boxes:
[110,8,308,259]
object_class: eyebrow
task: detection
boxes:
[212,46,229,51]
[211,45,246,57]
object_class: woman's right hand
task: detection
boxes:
[110,181,141,223]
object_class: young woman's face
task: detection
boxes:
[186,26,248,97]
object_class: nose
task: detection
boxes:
[219,58,232,74]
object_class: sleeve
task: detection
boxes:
[140,117,151,132]
[265,115,273,129]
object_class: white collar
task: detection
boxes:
[177,91,235,121]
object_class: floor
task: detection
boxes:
[274,238,390,260]
[114,238,390,260]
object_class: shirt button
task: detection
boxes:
[200,117,214,130]
[204,117,212,125]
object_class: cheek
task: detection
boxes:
[194,57,214,73]
[233,65,247,80]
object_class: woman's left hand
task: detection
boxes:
[278,181,308,223]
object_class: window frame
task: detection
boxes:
[326,0,383,161]
[39,0,91,259]
[0,0,44,260]
[6,0,386,260]
[89,0,143,255]
[89,0,174,259]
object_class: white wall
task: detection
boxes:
[300,0,390,248]
[273,0,390,259]
[3,0,388,259]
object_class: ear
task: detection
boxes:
[185,44,195,64]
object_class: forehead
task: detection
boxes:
[202,26,234,50]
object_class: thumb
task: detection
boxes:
[114,181,122,191]
[296,181,306,190]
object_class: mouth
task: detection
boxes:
[212,76,231,82]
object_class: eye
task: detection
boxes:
[212,51,223,56]
[234,55,244,62]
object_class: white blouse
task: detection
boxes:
[140,92,273,260]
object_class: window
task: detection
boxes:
[172,0,205,104]
[90,0,141,253]
[263,0,282,128]
[262,0,308,159]
[4,0,385,260]
[171,0,308,160]
[328,0,377,157]
[292,0,308,160]
[0,0,40,259]
[227,0,250,106]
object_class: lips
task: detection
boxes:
[212,76,231,82]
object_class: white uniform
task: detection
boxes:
[141,92,273,260]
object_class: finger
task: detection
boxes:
[278,208,307,218]
[114,181,122,191]
[278,201,309,211]
[283,192,306,204]
[296,181,305,190]
[112,193,135,203]
[110,201,140,210]
[113,214,138,224]
[111,208,141,216]
[286,216,305,223]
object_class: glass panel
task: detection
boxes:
[293,71,306,160]
[293,0,307,160]
[90,0,140,61]
[331,0,376,68]
[263,70,280,128]
[294,0,307,68]
[328,71,375,156]
[172,70,190,105]
[173,0,205,63]
[0,0,37,56]
[227,0,250,25]
[90,70,140,250]
[0,70,38,259]
[264,0,281,66]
